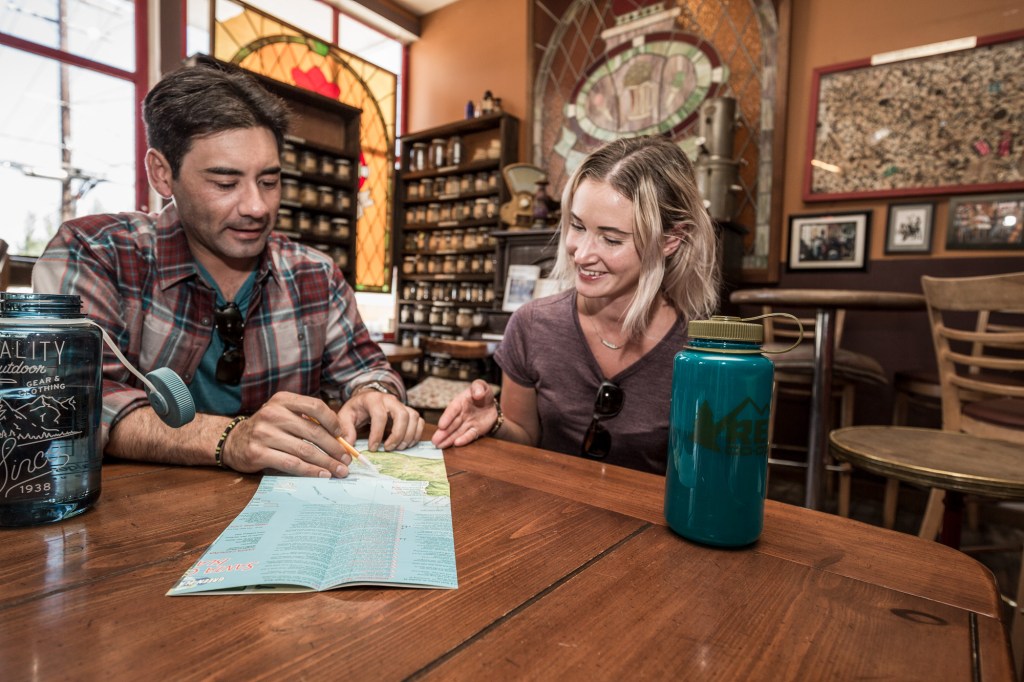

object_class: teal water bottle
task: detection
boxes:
[665,315,774,546]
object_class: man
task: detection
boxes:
[33,62,422,479]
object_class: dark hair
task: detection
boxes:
[142,62,290,177]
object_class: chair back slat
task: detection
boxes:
[922,272,1024,439]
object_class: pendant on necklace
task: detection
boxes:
[600,338,622,350]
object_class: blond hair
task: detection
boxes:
[550,136,720,340]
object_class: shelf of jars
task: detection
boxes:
[394,113,519,385]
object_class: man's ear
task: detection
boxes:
[145,149,174,199]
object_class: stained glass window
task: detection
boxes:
[532,0,779,271]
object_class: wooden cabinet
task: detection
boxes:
[393,113,519,383]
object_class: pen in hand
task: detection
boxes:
[305,416,381,476]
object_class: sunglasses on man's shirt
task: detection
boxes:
[214,302,245,385]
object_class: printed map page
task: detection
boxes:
[167,440,457,595]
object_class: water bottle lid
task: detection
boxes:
[688,315,764,343]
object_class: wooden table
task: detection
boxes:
[378,341,423,366]
[0,434,1012,680]
[730,288,926,510]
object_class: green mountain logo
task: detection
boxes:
[692,397,770,456]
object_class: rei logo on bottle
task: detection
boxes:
[692,398,770,456]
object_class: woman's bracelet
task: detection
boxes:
[488,398,505,437]
[215,415,248,469]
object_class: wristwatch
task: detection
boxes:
[354,381,398,397]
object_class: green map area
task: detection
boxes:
[364,450,450,497]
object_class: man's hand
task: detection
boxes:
[338,388,423,452]
[222,392,353,478]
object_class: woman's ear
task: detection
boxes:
[662,234,683,257]
[145,149,174,199]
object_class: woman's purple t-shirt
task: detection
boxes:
[494,289,688,474]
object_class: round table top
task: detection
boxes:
[730,288,926,311]
[829,426,1024,499]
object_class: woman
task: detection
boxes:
[432,135,720,473]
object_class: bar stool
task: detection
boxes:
[761,307,888,517]
[830,271,1024,672]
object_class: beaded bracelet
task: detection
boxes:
[488,398,505,437]
[215,415,248,469]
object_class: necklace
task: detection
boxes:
[582,297,624,351]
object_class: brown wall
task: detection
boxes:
[406,0,529,161]
[408,0,1024,266]
[784,0,1024,264]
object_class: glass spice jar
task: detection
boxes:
[410,142,428,171]
[331,217,350,239]
[429,138,447,169]
[319,155,335,177]
[299,183,319,207]
[282,178,300,203]
[299,150,318,173]
[276,208,294,230]
[282,143,298,171]
[336,158,351,182]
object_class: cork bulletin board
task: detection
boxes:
[804,30,1024,202]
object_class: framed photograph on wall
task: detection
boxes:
[947,193,1024,250]
[885,202,935,254]
[788,212,870,271]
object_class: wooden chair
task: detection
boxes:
[887,308,1024,528]
[832,272,1024,672]
[761,306,888,517]
[918,273,1024,540]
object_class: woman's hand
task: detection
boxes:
[431,379,499,449]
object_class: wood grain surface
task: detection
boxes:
[0,432,1013,680]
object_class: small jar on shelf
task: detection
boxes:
[447,136,463,166]
[427,203,441,224]
[429,138,446,169]
[473,198,488,220]
[300,183,319,207]
[410,142,428,171]
[335,190,351,211]
[332,217,350,239]
[282,178,300,203]
[319,156,336,177]
[317,185,334,210]
[277,208,294,231]
[407,181,420,200]
[299,150,318,174]
[282,143,298,171]
[336,158,351,182]
[314,213,332,236]
[297,211,313,233]
[421,178,434,199]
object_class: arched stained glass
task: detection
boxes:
[213,1,397,291]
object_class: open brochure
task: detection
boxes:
[167,440,457,595]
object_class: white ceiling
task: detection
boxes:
[391,0,460,16]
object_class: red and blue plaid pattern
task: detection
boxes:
[33,205,403,450]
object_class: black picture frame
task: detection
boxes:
[788,212,870,271]
[885,202,935,254]
[946,193,1024,250]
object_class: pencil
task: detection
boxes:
[304,416,377,471]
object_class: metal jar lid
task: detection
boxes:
[688,315,764,343]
